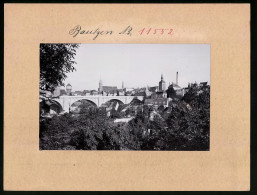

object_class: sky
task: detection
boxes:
[64,44,210,91]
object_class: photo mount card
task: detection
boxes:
[4,4,250,191]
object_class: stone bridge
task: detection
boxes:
[52,95,144,113]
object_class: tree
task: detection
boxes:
[143,105,150,117]
[40,44,79,91]
[182,85,198,104]
[157,105,165,112]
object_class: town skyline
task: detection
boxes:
[63,44,210,91]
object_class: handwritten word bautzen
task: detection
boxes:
[69,25,113,40]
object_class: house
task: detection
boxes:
[156,91,167,98]
[117,89,125,96]
[149,110,163,121]
[83,90,91,96]
[107,90,117,96]
[125,91,133,96]
[171,82,185,96]
[90,90,98,96]
[149,86,159,93]
[124,88,134,92]
[134,91,146,96]
[144,98,171,108]
[102,86,118,93]
[200,82,207,86]
[74,91,83,96]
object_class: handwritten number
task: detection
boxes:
[139,28,173,35]
[139,28,145,35]
[146,28,151,35]
[168,29,173,35]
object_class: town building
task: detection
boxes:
[145,87,152,97]
[156,91,167,98]
[73,91,83,96]
[125,91,134,96]
[117,89,125,96]
[144,98,172,108]
[82,90,91,96]
[102,86,118,95]
[124,88,134,92]
[199,82,208,88]
[149,110,163,121]
[172,83,184,96]
[149,86,159,93]
[90,90,99,96]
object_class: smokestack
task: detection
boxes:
[176,72,178,85]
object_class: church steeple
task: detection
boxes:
[98,76,103,93]
[159,74,166,91]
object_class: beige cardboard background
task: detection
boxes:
[4,4,250,191]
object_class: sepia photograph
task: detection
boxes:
[39,44,210,150]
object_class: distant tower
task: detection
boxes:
[66,83,72,96]
[176,72,178,85]
[159,74,166,91]
[122,81,124,89]
[98,79,103,93]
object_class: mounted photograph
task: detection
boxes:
[39,44,210,150]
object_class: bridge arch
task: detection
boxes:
[69,98,98,107]
[51,100,64,114]
[107,98,125,104]
[70,99,98,108]
[129,98,143,105]
[100,98,125,107]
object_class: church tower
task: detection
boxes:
[159,74,166,91]
[98,79,103,93]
